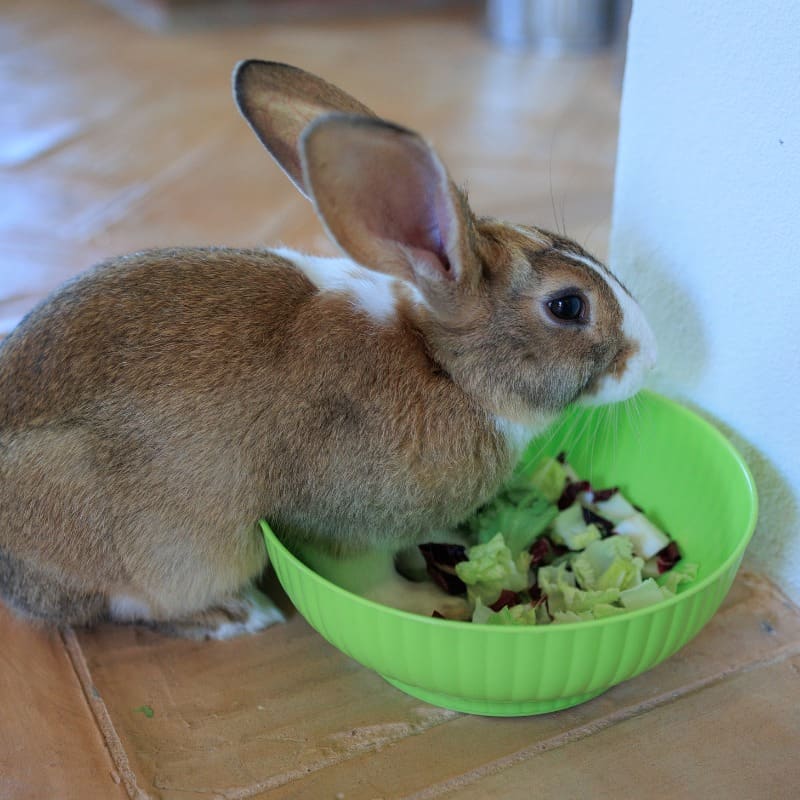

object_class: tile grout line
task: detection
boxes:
[213,707,460,800]
[60,627,152,800]
[399,640,800,800]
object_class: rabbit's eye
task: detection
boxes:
[547,295,585,322]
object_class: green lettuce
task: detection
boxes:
[538,562,621,613]
[619,577,668,610]
[471,483,558,554]
[455,533,531,605]
[571,536,644,592]
[529,457,570,503]
[659,561,699,594]
[472,598,541,626]
[537,562,576,612]
[552,601,629,623]
[550,503,603,550]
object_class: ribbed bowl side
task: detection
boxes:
[267,532,745,707]
[262,391,758,714]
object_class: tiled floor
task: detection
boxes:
[2,2,799,798]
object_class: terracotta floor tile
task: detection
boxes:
[432,654,800,800]
[145,573,793,800]
[0,606,128,800]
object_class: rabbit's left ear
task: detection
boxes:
[300,114,478,294]
[233,60,377,199]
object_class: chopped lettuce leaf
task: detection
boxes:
[659,561,699,594]
[487,604,540,626]
[471,597,540,625]
[613,512,672,559]
[550,504,602,550]
[529,457,570,503]
[455,533,531,605]
[569,523,602,551]
[537,562,576,593]
[642,556,661,580]
[536,562,576,613]
[561,583,621,612]
[553,601,628,623]
[471,491,558,553]
[571,536,643,592]
[591,602,629,619]
[471,597,494,625]
[619,578,668,610]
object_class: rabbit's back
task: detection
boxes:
[0,248,311,426]
[0,248,511,561]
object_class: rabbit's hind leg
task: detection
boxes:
[143,583,285,640]
[0,548,108,628]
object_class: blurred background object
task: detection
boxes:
[96,0,631,52]
[486,0,630,55]
[97,0,481,32]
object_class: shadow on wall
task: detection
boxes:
[689,407,798,587]
[611,229,708,394]
[611,230,797,590]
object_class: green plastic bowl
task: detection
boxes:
[261,391,758,716]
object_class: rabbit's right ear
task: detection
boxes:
[233,60,377,199]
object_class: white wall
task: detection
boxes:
[611,2,800,600]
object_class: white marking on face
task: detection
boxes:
[108,595,152,622]
[274,248,425,323]
[556,249,657,405]
[511,225,551,247]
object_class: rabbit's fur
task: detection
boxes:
[0,62,656,636]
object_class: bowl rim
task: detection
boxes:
[261,391,759,632]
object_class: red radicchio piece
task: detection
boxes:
[582,507,615,536]
[592,487,619,502]
[656,540,682,573]
[489,589,520,611]
[431,610,446,619]
[529,535,567,568]
[418,542,468,595]
[557,480,592,510]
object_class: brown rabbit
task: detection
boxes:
[0,61,656,637]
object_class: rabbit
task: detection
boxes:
[0,60,656,638]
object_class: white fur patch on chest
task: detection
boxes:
[493,416,542,456]
[274,248,423,323]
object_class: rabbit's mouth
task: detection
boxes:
[580,307,657,407]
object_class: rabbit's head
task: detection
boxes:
[234,61,656,436]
